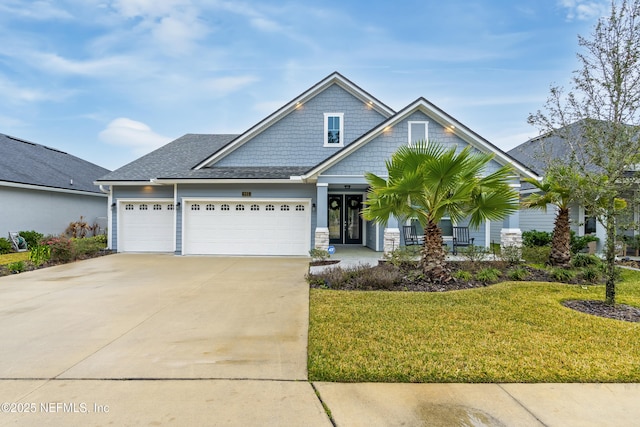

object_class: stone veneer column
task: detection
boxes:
[314,183,329,250]
[383,215,400,255]
[501,209,522,253]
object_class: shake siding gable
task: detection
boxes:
[215,84,387,168]
[323,111,503,177]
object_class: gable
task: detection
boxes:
[211,84,388,168]
[323,111,503,177]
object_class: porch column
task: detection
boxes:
[500,209,522,249]
[384,215,401,255]
[314,183,329,250]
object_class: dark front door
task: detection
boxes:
[328,194,363,245]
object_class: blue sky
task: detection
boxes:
[0,0,610,170]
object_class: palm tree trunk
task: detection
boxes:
[421,220,452,283]
[549,207,571,267]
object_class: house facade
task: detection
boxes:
[0,133,109,237]
[97,73,537,256]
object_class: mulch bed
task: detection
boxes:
[309,260,640,323]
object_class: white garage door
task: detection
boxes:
[183,200,311,256]
[118,201,175,252]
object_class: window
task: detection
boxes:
[167,204,174,211]
[266,204,275,211]
[125,204,134,210]
[408,121,428,146]
[236,204,245,211]
[153,204,162,210]
[139,204,148,211]
[324,113,344,147]
[191,204,200,211]
[585,215,597,234]
[281,204,290,211]
[221,204,230,211]
[438,218,453,236]
[295,205,305,211]
[206,204,215,211]
[250,204,260,211]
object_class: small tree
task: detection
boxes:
[362,141,518,283]
[521,166,582,267]
[528,0,640,304]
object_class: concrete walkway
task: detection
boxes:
[0,254,638,426]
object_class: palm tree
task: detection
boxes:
[362,141,519,283]
[521,167,577,267]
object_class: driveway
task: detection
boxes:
[0,254,330,426]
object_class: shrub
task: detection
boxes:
[309,248,330,262]
[350,264,402,290]
[475,268,501,283]
[570,232,599,254]
[522,230,552,247]
[508,267,529,281]
[453,270,473,281]
[582,266,602,283]
[457,245,489,263]
[384,245,420,267]
[550,268,576,283]
[18,230,44,249]
[0,238,12,255]
[29,245,51,267]
[72,236,107,258]
[500,245,522,265]
[44,235,74,263]
[522,246,551,264]
[7,261,25,273]
[571,253,601,268]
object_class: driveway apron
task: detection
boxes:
[0,254,330,426]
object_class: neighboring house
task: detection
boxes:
[0,133,110,237]
[508,121,610,251]
[96,72,538,256]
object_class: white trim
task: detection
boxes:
[485,220,491,248]
[324,112,344,147]
[316,182,329,187]
[408,121,428,146]
[1,180,107,197]
[153,178,301,185]
[501,228,522,233]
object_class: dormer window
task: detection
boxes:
[324,113,344,147]
[408,121,428,146]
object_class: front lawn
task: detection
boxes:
[308,270,640,383]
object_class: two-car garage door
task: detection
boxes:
[182,200,310,256]
[118,199,311,256]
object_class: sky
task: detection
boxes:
[0,0,612,171]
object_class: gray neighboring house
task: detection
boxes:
[0,133,110,237]
[97,72,538,256]
[508,122,609,251]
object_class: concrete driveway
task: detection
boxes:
[0,254,330,426]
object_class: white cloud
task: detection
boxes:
[0,0,73,20]
[202,75,259,96]
[0,75,74,104]
[558,0,608,21]
[29,52,138,76]
[99,118,172,155]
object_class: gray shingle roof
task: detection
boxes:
[97,134,238,181]
[160,166,312,180]
[0,133,110,193]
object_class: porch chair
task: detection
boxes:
[452,226,474,255]
[402,225,424,246]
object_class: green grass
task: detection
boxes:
[0,252,30,266]
[308,270,640,383]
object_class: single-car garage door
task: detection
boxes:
[183,200,311,256]
[118,201,175,252]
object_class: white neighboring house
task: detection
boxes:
[0,133,110,237]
